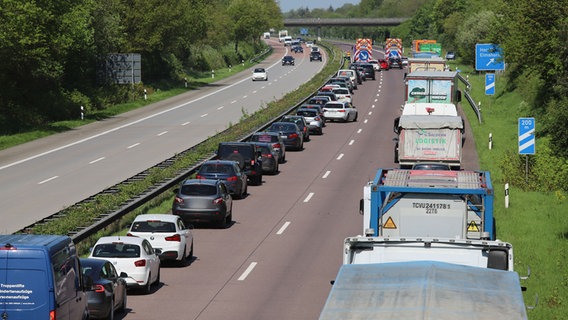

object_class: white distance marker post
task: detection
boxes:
[505,183,510,208]
[489,133,493,150]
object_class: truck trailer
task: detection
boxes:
[360,168,495,240]
[393,103,465,168]
[319,237,528,320]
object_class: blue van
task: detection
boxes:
[0,234,89,320]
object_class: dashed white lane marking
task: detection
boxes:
[349,140,355,145]
[200,113,208,117]
[364,119,368,124]
[304,192,314,203]
[357,129,362,134]
[89,157,105,164]
[231,100,237,104]
[368,111,373,115]
[243,95,248,99]
[217,106,224,110]
[276,221,291,235]
[128,143,140,149]
[181,121,191,126]
[337,153,344,160]
[38,176,59,184]
[322,171,331,179]
[157,131,168,136]
[238,262,258,281]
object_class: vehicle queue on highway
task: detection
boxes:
[93,40,394,319]
[0,40,398,320]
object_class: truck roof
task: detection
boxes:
[406,70,459,78]
[401,102,458,116]
[376,169,490,192]
[319,261,527,320]
[399,114,463,129]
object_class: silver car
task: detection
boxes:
[172,178,234,228]
[296,108,323,135]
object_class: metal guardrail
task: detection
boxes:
[457,73,481,124]
[18,42,343,244]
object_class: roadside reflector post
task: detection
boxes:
[80,105,84,120]
[505,183,510,208]
[211,70,215,78]
[489,133,493,150]
[144,88,147,101]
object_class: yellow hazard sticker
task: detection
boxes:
[467,221,480,232]
[383,217,397,229]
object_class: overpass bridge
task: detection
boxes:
[283,18,408,27]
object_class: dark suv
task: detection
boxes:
[310,51,322,61]
[216,142,263,185]
[282,55,295,66]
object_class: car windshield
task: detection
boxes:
[131,221,176,233]
[181,184,218,195]
[93,243,141,258]
[254,68,265,73]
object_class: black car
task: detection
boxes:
[280,115,310,141]
[80,258,128,320]
[291,45,303,53]
[250,142,279,174]
[267,122,304,151]
[250,132,286,163]
[310,51,322,61]
[359,63,376,80]
[216,142,263,185]
[282,55,295,66]
[389,57,403,69]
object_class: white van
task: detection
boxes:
[283,36,293,46]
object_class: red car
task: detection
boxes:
[379,59,390,70]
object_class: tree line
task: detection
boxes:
[0,0,282,133]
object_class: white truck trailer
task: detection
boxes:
[319,237,529,320]
[394,102,465,169]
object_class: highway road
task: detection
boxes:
[0,39,325,234]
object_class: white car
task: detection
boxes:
[306,41,314,47]
[323,101,358,122]
[127,214,194,266]
[252,68,268,81]
[90,236,161,294]
[336,69,358,89]
[331,87,352,104]
[368,60,380,71]
[296,108,324,135]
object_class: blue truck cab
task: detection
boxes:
[0,234,89,320]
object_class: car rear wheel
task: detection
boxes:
[143,274,152,294]
[105,297,114,320]
[117,288,127,313]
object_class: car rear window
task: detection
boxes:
[325,103,343,109]
[131,221,176,233]
[93,243,140,258]
[297,110,316,117]
[218,145,253,158]
[200,164,234,174]
[252,134,277,143]
[333,88,349,94]
[269,123,295,131]
[181,184,218,196]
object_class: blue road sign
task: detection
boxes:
[485,73,495,95]
[476,44,505,71]
[358,50,370,62]
[300,28,308,35]
[518,118,535,155]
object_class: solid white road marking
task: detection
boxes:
[276,221,291,235]
[238,262,258,281]
[38,176,59,184]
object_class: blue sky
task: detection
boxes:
[278,0,359,12]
